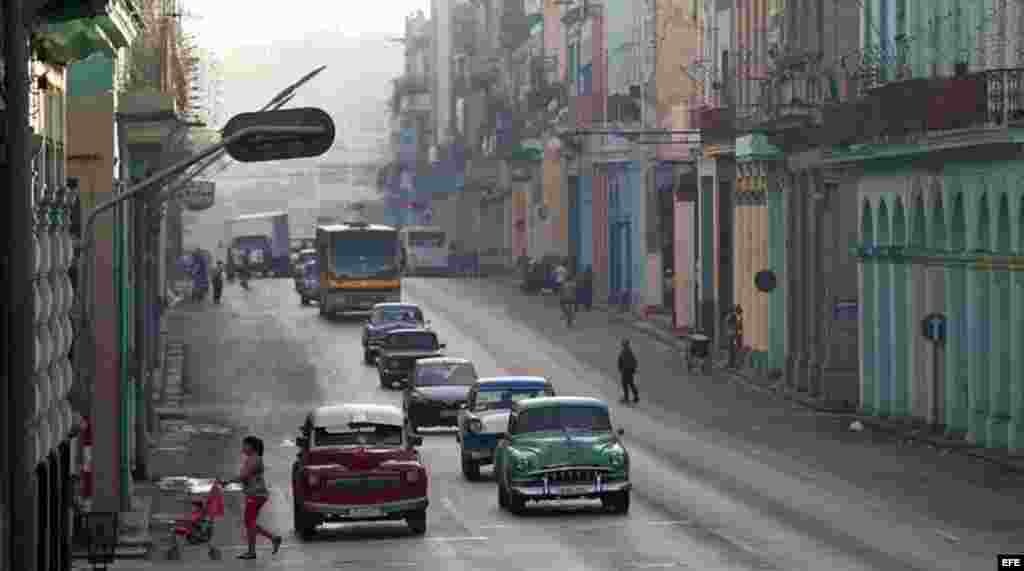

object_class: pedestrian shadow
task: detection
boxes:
[297,522,421,542]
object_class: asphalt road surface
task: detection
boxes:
[136,277,1014,570]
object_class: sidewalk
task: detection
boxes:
[488,272,1024,474]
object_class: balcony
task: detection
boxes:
[818,67,1024,149]
[393,73,431,96]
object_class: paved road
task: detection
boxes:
[130,277,1014,570]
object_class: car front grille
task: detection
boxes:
[545,469,601,483]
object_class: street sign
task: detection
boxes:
[222,107,335,163]
[922,313,946,344]
[181,180,215,211]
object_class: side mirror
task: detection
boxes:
[616,428,625,436]
[439,343,447,349]
[295,436,309,448]
[409,435,424,447]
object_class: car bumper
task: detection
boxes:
[408,404,461,427]
[510,480,631,498]
[323,291,401,312]
[303,497,428,519]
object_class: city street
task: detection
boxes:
[131,277,1021,570]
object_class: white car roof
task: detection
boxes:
[313,403,404,428]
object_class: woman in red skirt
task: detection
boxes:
[225,436,282,559]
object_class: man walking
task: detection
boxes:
[617,340,639,404]
[553,259,569,294]
[212,261,225,304]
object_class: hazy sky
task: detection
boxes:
[180,1,429,250]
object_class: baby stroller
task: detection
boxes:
[684,333,712,374]
[164,480,224,561]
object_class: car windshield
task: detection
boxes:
[387,333,437,350]
[313,424,403,447]
[473,387,552,411]
[373,307,422,323]
[415,363,477,387]
[516,406,612,433]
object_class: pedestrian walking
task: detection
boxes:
[212,261,225,304]
[617,340,639,404]
[223,436,282,559]
[560,275,577,327]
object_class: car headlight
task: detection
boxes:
[467,419,483,433]
[513,455,532,472]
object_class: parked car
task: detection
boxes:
[403,357,478,434]
[494,396,630,514]
[298,259,319,306]
[291,403,428,539]
[376,329,446,388]
[456,376,555,480]
[362,303,428,365]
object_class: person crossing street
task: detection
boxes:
[618,339,639,404]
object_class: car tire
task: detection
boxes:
[292,498,317,539]
[461,453,480,481]
[378,371,390,388]
[405,509,427,535]
[318,297,327,317]
[601,491,630,514]
[407,418,419,435]
[300,296,308,306]
[363,349,375,365]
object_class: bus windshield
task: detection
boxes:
[409,231,445,248]
[328,231,398,279]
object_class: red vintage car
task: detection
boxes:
[291,403,428,538]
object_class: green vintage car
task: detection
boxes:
[494,396,630,514]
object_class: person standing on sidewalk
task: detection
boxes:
[224,436,282,559]
[576,265,594,311]
[211,261,225,304]
[618,340,639,404]
[553,259,569,295]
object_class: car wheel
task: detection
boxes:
[405,509,427,535]
[407,418,419,435]
[461,453,480,481]
[363,349,375,365]
[378,371,390,388]
[601,491,630,514]
[318,298,326,317]
[300,296,308,306]
[293,497,317,539]
[507,484,526,515]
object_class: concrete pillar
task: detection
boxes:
[6,1,40,566]
[807,171,824,397]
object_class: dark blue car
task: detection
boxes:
[361,303,427,365]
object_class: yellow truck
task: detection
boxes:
[315,222,402,316]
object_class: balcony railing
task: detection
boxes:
[819,67,1024,147]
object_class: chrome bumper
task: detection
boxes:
[304,497,428,516]
[511,481,630,497]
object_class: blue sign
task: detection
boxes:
[922,313,946,344]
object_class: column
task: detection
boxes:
[767,167,788,372]
[807,170,824,397]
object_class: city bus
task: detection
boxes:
[316,222,401,316]
[398,225,449,276]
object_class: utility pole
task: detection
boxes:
[5,0,40,568]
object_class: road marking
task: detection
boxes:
[627,563,679,569]
[646,520,692,526]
